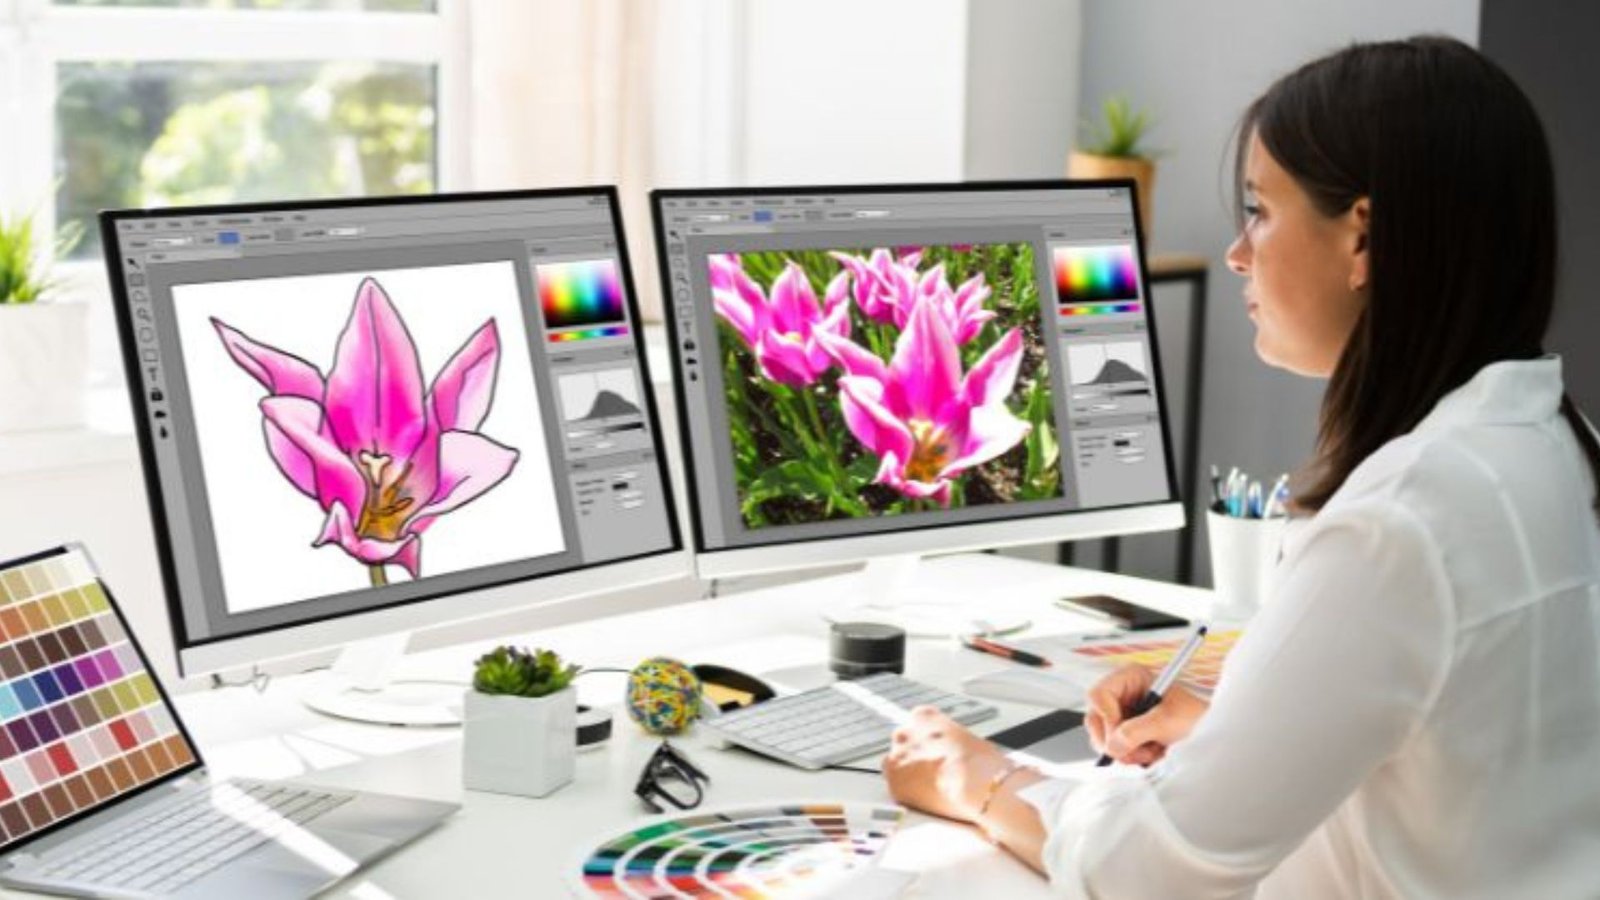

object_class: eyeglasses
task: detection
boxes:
[634,741,711,813]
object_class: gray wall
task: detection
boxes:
[1480,1,1600,419]
[1073,0,1480,585]
[964,0,1082,181]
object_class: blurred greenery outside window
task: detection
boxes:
[38,0,444,260]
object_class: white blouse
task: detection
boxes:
[1026,357,1600,898]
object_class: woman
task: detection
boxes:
[883,36,1600,898]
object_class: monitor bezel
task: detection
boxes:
[101,187,686,677]
[650,179,1184,576]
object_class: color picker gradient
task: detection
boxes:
[1053,244,1140,304]
[537,259,626,330]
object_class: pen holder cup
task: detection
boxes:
[1206,510,1287,623]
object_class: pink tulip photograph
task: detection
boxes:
[170,261,567,615]
[713,243,1061,528]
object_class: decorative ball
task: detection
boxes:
[625,657,702,736]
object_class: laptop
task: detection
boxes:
[0,545,459,899]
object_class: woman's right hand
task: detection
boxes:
[1084,664,1210,767]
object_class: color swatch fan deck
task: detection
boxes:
[577,802,904,898]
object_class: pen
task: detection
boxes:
[1264,474,1290,518]
[1095,624,1208,766]
[1226,475,1246,517]
[960,634,1052,668]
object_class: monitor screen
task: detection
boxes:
[654,182,1178,557]
[104,190,680,659]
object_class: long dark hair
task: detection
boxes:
[1234,35,1600,515]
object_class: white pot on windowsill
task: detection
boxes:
[462,687,576,798]
[0,302,89,433]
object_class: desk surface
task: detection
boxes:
[11,555,1212,898]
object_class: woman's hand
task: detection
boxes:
[1084,664,1210,767]
[883,707,1012,822]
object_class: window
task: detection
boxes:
[0,0,467,263]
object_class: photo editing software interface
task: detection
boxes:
[660,185,1175,551]
[109,193,677,647]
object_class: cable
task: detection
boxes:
[825,763,882,776]
[209,667,271,693]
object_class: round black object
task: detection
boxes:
[829,622,906,679]
[576,704,613,749]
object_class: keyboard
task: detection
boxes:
[33,781,353,895]
[701,672,998,770]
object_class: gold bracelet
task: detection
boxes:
[977,761,1030,818]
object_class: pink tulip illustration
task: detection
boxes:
[830,250,995,343]
[212,277,519,585]
[819,296,1030,507]
[709,254,851,387]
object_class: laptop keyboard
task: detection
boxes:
[35,781,353,895]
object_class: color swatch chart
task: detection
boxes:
[538,257,629,342]
[577,802,903,898]
[1052,244,1141,305]
[0,550,195,849]
[1070,630,1243,693]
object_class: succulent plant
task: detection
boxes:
[1079,96,1158,160]
[472,646,579,698]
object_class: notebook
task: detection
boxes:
[0,544,458,898]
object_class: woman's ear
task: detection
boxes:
[1348,197,1371,292]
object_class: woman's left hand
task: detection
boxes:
[883,706,1013,822]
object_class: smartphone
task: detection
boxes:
[1057,594,1189,631]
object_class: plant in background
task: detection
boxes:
[0,209,83,305]
[472,646,579,698]
[1078,95,1157,160]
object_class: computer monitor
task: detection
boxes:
[102,188,684,723]
[652,180,1183,634]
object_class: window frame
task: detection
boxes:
[0,0,471,286]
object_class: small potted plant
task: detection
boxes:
[1068,95,1161,240]
[0,209,87,432]
[463,646,580,798]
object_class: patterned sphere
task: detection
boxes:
[625,657,702,736]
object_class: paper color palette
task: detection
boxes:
[1070,629,1242,693]
[1052,244,1141,305]
[538,258,627,330]
[0,549,195,850]
[576,803,903,898]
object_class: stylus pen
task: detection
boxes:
[1095,624,1208,766]
[960,635,1051,668]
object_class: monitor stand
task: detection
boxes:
[819,554,1032,638]
[301,633,465,727]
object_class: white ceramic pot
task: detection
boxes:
[1206,509,1288,624]
[0,302,88,432]
[462,687,576,798]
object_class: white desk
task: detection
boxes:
[22,555,1212,898]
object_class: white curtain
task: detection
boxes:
[467,0,666,320]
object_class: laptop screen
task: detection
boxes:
[0,546,201,852]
